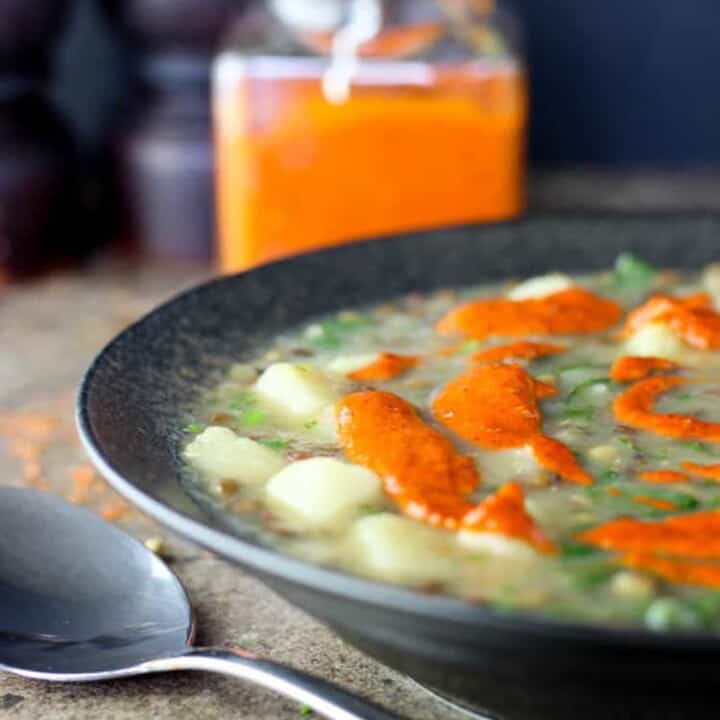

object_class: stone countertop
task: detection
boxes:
[0,261,471,720]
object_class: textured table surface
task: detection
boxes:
[0,261,473,720]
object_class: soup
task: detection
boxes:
[183,255,720,632]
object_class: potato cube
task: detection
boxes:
[184,427,286,484]
[266,458,381,529]
[508,273,573,301]
[624,322,686,359]
[457,530,537,560]
[476,446,542,486]
[255,363,338,419]
[349,513,455,584]
[307,404,339,442]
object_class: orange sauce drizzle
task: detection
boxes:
[335,391,552,551]
[336,391,479,529]
[579,510,720,588]
[610,356,679,383]
[638,470,690,484]
[632,495,677,512]
[681,462,720,481]
[463,482,555,553]
[622,553,720,589]
[532,378,559,400]
[578,511,720,559]
[621,293,720,349]
[431,364,592,484]
[347,352,419,382]
[436,288,622,339]
[614,376,720,441]
[471,340,566,363]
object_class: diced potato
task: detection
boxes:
[266,458,381,529]
[508,273,573,301]
[476,446,543,486]
[457,530,537,559]
[327,353,379,376]
[702,263,720,309]
[255,363,338,419]
[610,571,655,600]
[349,513,455,584]
[586,444,620,464]
[185,427,286,484]
[308,404,339,442]
[624,322,687,359]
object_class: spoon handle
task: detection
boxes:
[144,647,402,720]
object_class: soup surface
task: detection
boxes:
[183,255,720,632]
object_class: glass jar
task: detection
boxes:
[214,0,526,272]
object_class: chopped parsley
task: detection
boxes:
[616,435,637,450]
[259,438,290,450]
[678,440,716,456]
[611,253,657,288]
[597,469,621,484]
[298,704,314,716]
[560,542,603,558]
[183,422,205,434]
[566,377,612,404]
[229,391,257,411]
[561,406,595,422]
[241,409,267,426]
[306,315,375,350]
[304,419,318,430]
[359,504,385,515]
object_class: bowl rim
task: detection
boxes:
[76,232,720,654]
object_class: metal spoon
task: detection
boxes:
[0,486,399,720]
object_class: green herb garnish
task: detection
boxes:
[688,592,720,624]
[637,488,698,511]
[303,419,318,430]
[616,435,638,451]
[678,440,716,456]
[597,469,621,484]
[561,406,595,421]
[259,438,290,450]
[307,315,375,350]
[359,504,385,515]
[560,542,603,558]
[611,253,657,288]
[183,422,205,434]
[241,409,267,426]
[298,704,314,716]
[645,598,702,631]
[571,562,617,590]
[229,391,257,411]
[648,446,671,461]
[566,377,612,404]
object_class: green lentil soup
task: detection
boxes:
[182,255,720,632]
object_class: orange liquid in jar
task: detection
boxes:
[214,57,527,272]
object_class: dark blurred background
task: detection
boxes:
[4,0,720,280]
[55,0,720,166]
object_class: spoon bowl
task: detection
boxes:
[0,487,398,719]
[0,486,192,678]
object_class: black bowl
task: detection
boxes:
[78,216,720,720]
